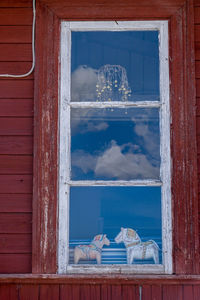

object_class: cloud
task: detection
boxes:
[71,65,98,102]
[80,121,109,133]
[72,140,159,180]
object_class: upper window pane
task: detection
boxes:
[71,31,160,102]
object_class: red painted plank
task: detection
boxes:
[0,194,32,213]
[80,285,91,300]
[0,44,32,61]
[0,155,32,174]
[122,285,137,300]
[183,285,194,300]
[0,81,33,99]
[0,118,33,135]
[0,26,32,43]
[196,61,200,78]
[142,285,152,300]
[0,136,33,155]
[194,0,200,7]
[60,285,80,300]
[0,8,32,25]
[0,253,31,273]
[163,285,183,300]
[193,285,200,299]
[195,42,200,60]
[0,1,32,8]
[101,285,112,300]
[0,213,32,233]
[0,175,32,193]
[0,233,31,253]
[0,62,33,78]
[195,7,200,24]
[0,284,18,300]
[39,285,59,300]
[195,25,200,42]
[91,285,101,300]
[196,79,200,97]
[0,99,33,117]
[151,285,162,300]
[111,285,122,300]
[19,285,39,300]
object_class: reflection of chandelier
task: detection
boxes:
[96,65,131,102]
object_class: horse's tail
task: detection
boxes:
[148,240,160,250]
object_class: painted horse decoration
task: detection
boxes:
[74,234,110,264]
[115,227,159,264]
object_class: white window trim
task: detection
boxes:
[58,21,172,274]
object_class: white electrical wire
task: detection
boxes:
[0,0,36,78]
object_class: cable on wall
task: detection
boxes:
[0,0,36,78]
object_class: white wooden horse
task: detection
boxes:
[115,227,159,264]
[74,234,110,264]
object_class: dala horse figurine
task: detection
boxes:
[74,234,110,264]
[115,227,159,264]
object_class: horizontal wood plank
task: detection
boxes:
[0,99,33,117]
[0,254,31,273]
[0,26,32,43]
[0,62,33,78]
[0,213,32,233]
[0,136,33,154]
[0,81,33,99]
[0,44,32,61]
[0,233,31,253]
[0,118,33,135]
[0,8,32,25]
[0,155,33,174]
[0,194,32,212]
[0,175,32,193]
[0,1,32,8]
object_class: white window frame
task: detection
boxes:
[58,21,172,275]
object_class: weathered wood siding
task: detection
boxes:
[0,0,33,273]
[0,0,200,299]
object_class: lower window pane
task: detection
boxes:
[69,186,162,265]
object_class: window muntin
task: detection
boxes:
[59,21,171,274]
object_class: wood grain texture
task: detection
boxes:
[39,285,59,300]
[60,284,80,300]
[19,285,39,300]
[122,285,137,300]
[0,99,33,117]
[0,0,32,8]
[0,8,32,25]
[0,155,32,174]
[0,118,33,135]
[0,213,32,233]
[183,285,194,299]
[0,284,18,300]
[0,233,31,253]
[0,44,32,61]
[0,194,32,212]
[0,26,32,43]
[0,62,33,78]
[0,254,31,273]
[0,175,32,193]
[163,285,183,299]
[0,137,33,155]
[170,1,199,274]
[0,81,33,99]
[32,2,60,274]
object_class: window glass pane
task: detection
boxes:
[69,186,162,265]
[71,31,160,102]
[71,107,160,180]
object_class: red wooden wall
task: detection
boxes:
[0,0,200,299]
[0,0,33,273]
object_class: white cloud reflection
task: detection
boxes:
[72,140,159,180]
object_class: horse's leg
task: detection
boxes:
[127,248,132,264]
[96,252,101,264]
[74,248,80,264]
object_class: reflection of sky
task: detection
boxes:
[71,31,159,101]
[71,108,160,180]
[69,186,161,245]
